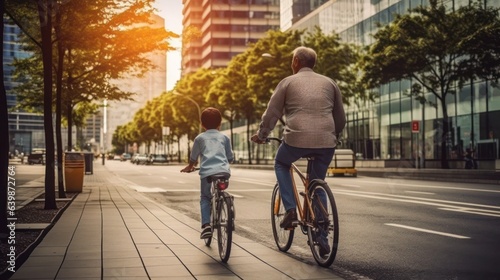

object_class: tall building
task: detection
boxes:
[4,16,45,156]
[280,0,329,30]
[287,0,500,168]
[181,0,280,75]
[103,14,167,153]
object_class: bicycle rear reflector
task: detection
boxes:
[217,180,229,190]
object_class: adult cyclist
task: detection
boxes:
[251,46,346,254]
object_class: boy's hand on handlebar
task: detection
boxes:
[180,165,196,173]
[250,134,266,144]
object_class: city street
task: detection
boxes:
[104,160,500,280]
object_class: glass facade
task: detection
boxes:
[3,16,45,155]
[284,0,500,168]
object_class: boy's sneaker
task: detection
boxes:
[200,225,212,239]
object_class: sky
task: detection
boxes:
[153,1,183,91]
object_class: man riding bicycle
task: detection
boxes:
[251,46,346,252]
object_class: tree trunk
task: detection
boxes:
[440,100,450,169]
[0,0,9,238]
[66,103,73,150]
[38,0,57,209]
[55,8,66,198]
[246,116,252,165]
[177,138,181,162]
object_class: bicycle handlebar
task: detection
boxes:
[265,136,342,146]
[265,137,282,144]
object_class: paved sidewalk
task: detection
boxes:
[9,163,345,279]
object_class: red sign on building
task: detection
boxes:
[412,120,420,133]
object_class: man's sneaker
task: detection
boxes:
[280,209,297,229]
[200,225,212,239]
[317,235,330,257]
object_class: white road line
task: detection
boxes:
[355,180,500,193]
[227,192,244,198]
[231,178,275,186]
[405,190,434,195]
[341,184,361,188]
[385,223,470,239]
[229,189,272,192]
[438,207,500,218]
[334,189,500,217]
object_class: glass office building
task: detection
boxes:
[4,16,45,155]
[285,0,500,169]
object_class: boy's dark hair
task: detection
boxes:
[201,107,222,129]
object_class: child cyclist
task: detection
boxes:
[180,107,234,239]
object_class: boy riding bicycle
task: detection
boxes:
[181,107,234,239]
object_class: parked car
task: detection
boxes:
[120,153,131,161]
[149,154,168,165]
[27,152,45,165]
[130,154,139,164]
[134,154,149,165]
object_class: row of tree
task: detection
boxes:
[111,27,366,164]
[114,1,500,170]
[1,0,177,239]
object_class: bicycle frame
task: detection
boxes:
[273,159,317,227]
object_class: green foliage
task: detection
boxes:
[361,0,500,168]
[8,0,177,126]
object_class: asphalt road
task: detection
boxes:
[104,160,500,280]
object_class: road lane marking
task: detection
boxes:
[129,186,167,192]
[341,184,361,188]
[355,180,500,193]
[334,189,500,217]
[404,191,434,195]
[438,207,500,218]
[228,189,272,192]
[385,223,470,239]
[231,178,275,186]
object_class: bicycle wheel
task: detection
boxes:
[217,192,233,263]
[271,184,294,252]
[306,179,339,267]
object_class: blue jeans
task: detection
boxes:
[200,178,211,226]
[275,142,335,211]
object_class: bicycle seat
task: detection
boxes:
[207,173,230,183]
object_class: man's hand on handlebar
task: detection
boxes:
[250,134,267,144]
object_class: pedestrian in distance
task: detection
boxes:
[181,107,234,239]
[251,46,346,232]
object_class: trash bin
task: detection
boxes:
[83,152,94,174]
[64,152,85,192]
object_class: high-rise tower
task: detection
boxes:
[181,0,280,75]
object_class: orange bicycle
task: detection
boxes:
[267,137,339,267]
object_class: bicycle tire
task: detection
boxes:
[306,179,339,267]
[271,184,294,252]
[217,192,233,263]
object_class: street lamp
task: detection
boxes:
[172,91,202,134]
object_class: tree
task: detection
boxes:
[38,0,57,209]
[303,26,369,105]
[12,0,176,149]
[0,0,9,239]
[361,0,500,169]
